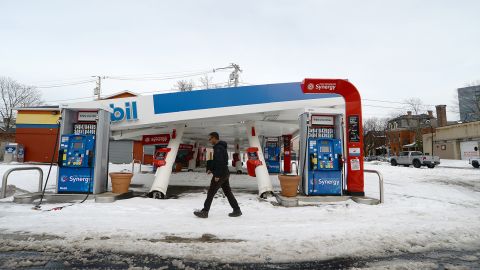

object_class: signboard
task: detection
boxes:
[179,144,194,150]
[266,137,279,142]
[348,115,360,143]
[78,111,98,122]
[142,134,170,145]
[349,147,361,156]
[303,82,337,93]
[311,115,335,126]
[5,146,16,153]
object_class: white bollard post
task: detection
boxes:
[188,142,198,171]
[245,121,274,197]
[149,124,185,198]
[234,141,243,173]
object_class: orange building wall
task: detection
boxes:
[15,127,59,163]
[15,110,61,163]
[133,141,143,162]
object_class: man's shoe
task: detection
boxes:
[228,209,242,217]
[194,209,208,218]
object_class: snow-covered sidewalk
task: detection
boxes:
[0,161,479,263]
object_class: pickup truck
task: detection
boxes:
[390,151,440,168]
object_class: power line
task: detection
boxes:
[35,79,95,88]
[98,68,217,78]
[27,76,93,84]
[107,71,218,81]
[362,98,460,113]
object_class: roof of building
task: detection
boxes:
[14,105,60,111]
[389,113,435,122]
[436,120,480,130]
[101,91,138,100]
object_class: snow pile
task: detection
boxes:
[0,162,479,263]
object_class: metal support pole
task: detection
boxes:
[188,142,198,171]
[149,124,185,197]
[245,121,273,197]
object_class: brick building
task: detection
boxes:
[386,110,437,156]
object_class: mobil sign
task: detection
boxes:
[110,101,138,122]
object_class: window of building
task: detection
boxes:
[441,145,446,150]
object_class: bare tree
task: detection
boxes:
[403,98,425,115]
[0,76,42,130]
[363,117,388,156]
[199,74,214,89]
[175,80,194,92]
[363,117,387,134]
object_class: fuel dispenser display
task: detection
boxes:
[264,137,280,173]
[301,114,344,196]
[57,134,96,193]
[246,147,263,177]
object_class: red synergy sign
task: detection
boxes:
[142,134,170,145]
[179,144,194,150]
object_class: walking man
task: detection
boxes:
[194,132,242,218]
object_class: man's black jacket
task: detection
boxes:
[211,140,229,177]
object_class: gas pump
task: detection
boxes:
[246,147,263,177]
[301,79,365,196]
[56,108,110,194]
[232,153,243,174]
[153,148,171,171]
[300,113,344,195]
[264,137,281,173]
[232,153,240,167]
[57,134,96,193]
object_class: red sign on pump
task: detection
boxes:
[142,134,170,145]
[179,144,194,150]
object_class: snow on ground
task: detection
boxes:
[437,158,476,168]
[0,160,479,264]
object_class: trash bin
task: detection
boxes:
[4,143,24,163]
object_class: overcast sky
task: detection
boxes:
[1,0,479,120]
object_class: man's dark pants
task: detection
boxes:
[203,172,240,212]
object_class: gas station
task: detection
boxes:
[7,79,384,205]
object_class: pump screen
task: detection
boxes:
[319,141,331,152]
[248,152,258,160]
[73,142,83,149]
[320,145,331,153]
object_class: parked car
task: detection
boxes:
[364,156,379,161]
[390,151,440,168]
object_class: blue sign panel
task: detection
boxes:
[152,83,339,115]
[58,167,94,193]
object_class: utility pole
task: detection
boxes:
[214,63,242,87]
[230,63,242,87]
[92,76,104,100]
